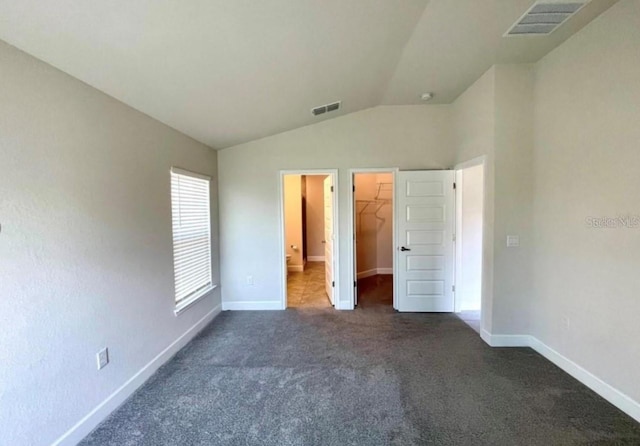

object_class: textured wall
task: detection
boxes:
[451,63,535,335]
[531,0,640,404]
[0,41,220,445]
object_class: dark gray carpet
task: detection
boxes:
[80,306,640,445]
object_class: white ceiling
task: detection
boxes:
[0,0,617,149]
[384,0,618,105]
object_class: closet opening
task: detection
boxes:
[351,170,395,309]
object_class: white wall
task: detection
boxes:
[375,173,393,272]
[305,175,326,259]
[219,105,453,309]
[459,164,483,311]
[451,63,535,335]
[449,0,640,417]
[219,2,640,415]
[452,67,496,332]
[531,0,640,405]
[0,41,220,446]
[492,64,535,335]
[283,175,303,268]
[355,174,379,275]
[3,1,638,441]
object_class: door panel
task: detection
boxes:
[407,230,444,246]
[406,255,444,271]
[407,280,444,296]
[397,171,454,312]
[323,176,334,305]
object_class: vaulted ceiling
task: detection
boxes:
[0,0,617,148]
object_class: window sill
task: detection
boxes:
[174,284,218,316]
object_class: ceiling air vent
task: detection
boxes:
[311,101,341,117]
[505,1,589,36]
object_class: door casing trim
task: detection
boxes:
[348,168,398,311]
[454,155,486,334]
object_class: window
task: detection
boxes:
[170,167,213,312]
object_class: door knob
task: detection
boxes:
[400,246,411,251]
[321,240,326,244]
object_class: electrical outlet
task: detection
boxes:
[97,347,109,370]
[506,235,520,247]
[246,275,254,286]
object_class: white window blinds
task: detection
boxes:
[170,167,212,305]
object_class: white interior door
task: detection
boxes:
[323,176,334,305]
[397,170,455,312]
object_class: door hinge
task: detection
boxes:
[352,185,355,192]
[453,182,456,190]
[452,285,456,292]
[331,186,334,192]
[354,281,357,287]
[332,281,335,287]
[452,234,456,242]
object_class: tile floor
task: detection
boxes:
[287,261,332,308]
[288,263,395,310]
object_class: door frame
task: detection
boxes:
[454,156,486,328]
[278,169,339,310]
[348,168,398,310]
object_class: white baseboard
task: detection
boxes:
[480,329,531,347]
[480,330,640,423]
[287,265,303,272]
[307,256,325,262]
[528,337,640,423]
[222,300,282,311]
[335,300,354,311]
[357,268,393,279]
[357,269,378,279]
[480,328,492,346]
[52,304,222,446]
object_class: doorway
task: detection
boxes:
[351,170,395,309]
[454,160,485,333]
[280,170,338,309]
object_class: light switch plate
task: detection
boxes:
[97,347,109,370]
[506,235,520,247]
